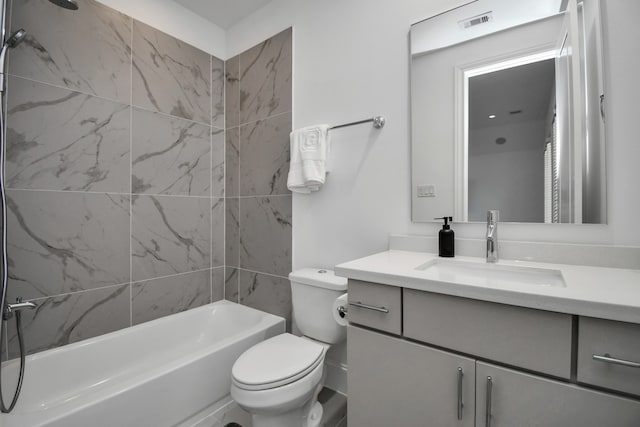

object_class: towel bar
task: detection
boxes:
[330,116,385,130]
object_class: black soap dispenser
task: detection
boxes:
[435,216,454,257]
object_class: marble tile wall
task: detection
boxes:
[223,29,293,328]
[3,0,225,358]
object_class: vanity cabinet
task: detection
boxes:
[348,325,475,427]
[347,280,640,427]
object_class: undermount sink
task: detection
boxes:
[415,259,566,288]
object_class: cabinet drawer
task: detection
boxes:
[578,317,640,396]
[348,280,401,335]
[403,289,573,379]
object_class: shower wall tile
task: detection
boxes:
[132,269,211,325]
[132,20,210,123]
[225,198,240,268]
[6,77,130,193]
[224,267,239,303]
[211,128,225,197]
[239,196,292,277]
[132,108,211,196]
[225,55,240,128]
[211,266,224,302]
[9,0,131,103]
[6,190,130,301]
[211,56,225,129]
[225,127,240,197]
[239,113,291,196]
[8,284,130,358]
[239,270,291,327]
[239,28,292,124]
[131,195,210,281]
[211,197,225,267]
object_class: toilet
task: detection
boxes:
[230,268,348,427]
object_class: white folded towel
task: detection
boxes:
[287,125,331,193]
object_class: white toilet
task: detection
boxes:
[230,268,347,427]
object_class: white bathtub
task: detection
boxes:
[0,301,285,427]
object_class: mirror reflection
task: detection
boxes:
[410,0,606,224]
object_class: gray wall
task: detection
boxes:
[3,0,225,358]
[223,29,293,329]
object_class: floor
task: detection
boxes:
[216,387,347,427]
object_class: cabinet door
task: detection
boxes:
[476,361,640,427]
[347,325,475,427]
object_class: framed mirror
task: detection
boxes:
[410,0,606,224]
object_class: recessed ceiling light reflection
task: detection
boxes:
[488,114,496,119]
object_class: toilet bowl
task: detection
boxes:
[230,268,347,427]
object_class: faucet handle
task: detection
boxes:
[487,210,499,223]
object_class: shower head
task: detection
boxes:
[48,0,79,10]
[5,29,26,48]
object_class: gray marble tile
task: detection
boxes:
[132,269,210,325]
[239,270,291,328]
[9,0,131,103]
[5,77,130,193]
[211,128,225,198]
[225,127,239,197]
[211,266,224,302]
[211,197,225,267]
[240,113,291,196]
[224,267,239,303]
[6,190,130,301]
[225,198,239,268]
[225,55,239,128]
[131,195,210,281]
[132,20,210,123]
[7,284,130,358]
[132,108,211,196]
[240,28,292,124]
[240,196,292,276]
[211,55,225,129]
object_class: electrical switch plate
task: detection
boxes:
[417,184,436,197]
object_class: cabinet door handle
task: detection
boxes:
[485,376,493,427]
[457,367,464,420]
[593,353,640,368]
[348,301,389,313]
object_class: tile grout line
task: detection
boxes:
[236,53,241,302]
[3,187,218,199]
[6,75,215,129]
[129,15,134,327]
[222,58,227,302]
[210,53,213,304]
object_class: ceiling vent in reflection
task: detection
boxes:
[459,12,493,29]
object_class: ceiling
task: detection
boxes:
[175,0,273,29]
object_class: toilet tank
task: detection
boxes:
[289,268,347,344]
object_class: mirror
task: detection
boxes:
[410,0,606,224]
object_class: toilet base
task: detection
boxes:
[249,382,324,427]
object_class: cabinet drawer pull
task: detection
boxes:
[349,301,389,313]
[593,354,640,368]
[486,376,493,427]
[457,367,464,420]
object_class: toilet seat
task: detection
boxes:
[232,334,325,391]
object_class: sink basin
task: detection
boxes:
[415,259,566,288]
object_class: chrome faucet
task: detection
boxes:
[486,210,499,263]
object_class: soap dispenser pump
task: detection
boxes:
[435,216,454,257]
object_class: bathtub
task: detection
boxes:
[0,301,285,427]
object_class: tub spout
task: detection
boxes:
[3,298,36,320]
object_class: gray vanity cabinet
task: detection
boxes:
[348,325,475,427]
[346,279,640,426]
[476,362,640,427]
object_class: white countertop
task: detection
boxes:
[334,250,640,324]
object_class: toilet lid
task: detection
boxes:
[232,334,325,391]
